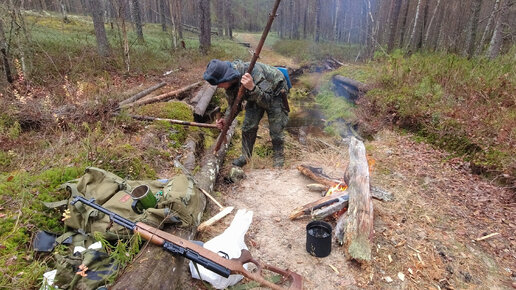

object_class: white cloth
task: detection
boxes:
[189,209,254,289]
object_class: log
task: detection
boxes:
[118,82,167,106]
[335,136,373,264]
[112,119,238,289]
[289,191,348,220]
[297,165,393,202]
[120,81,202,109]
[129,114,219,129]
[182,138,198,172]
[191,83,217,121]
[312,196,349,219]
[297,165,344,188]
[332,75,369,93]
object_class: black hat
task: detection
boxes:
[203,59,240,86]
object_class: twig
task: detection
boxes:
[475,232,500,241]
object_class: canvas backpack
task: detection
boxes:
[58,167,206,241]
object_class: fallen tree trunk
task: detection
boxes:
[335,136,373,264]
[120,81,202,109]
[332,75,369,93]
[119,82,167,106]
[112,119,238,289]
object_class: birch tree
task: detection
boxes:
[477,0,501,54]
[487,0,508,58]
[424,0,441,46]
[408,0,425,51]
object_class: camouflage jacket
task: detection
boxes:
[225,60,287,109]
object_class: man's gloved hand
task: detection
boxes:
[240,73,255,91]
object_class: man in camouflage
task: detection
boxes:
[204,59,290,168]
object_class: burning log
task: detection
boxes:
[119,82,167,107]
[297,165,344,188]
[289,189,348,220]
[312,195,349,219]
[297,165,393,202]
[120,81,202,109]
[335,136,373,264]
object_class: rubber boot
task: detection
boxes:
[232,131,257,167]
[272,140,285,168]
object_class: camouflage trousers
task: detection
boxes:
[241,93,289,157]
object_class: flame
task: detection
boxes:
[325,182,347,197]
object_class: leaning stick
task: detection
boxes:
[198,187,224,209]
[197,206,235,232]
[119,82,167,106]
[213,0,282,153]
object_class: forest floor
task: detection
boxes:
[192,33,516,289]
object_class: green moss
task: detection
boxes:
[0,166,84,288]
[93,143,156,179]
[136,101,193,121]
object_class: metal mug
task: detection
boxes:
[130,185,157,214]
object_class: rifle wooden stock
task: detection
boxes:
[134,222,303,290]
[213,0,282,153]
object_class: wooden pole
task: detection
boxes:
[213,0,282,153]
[129,114,219,129]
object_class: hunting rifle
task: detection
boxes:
[213,0,282,153]
[71,196,303,290]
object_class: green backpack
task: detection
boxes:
[59,167,206,240]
